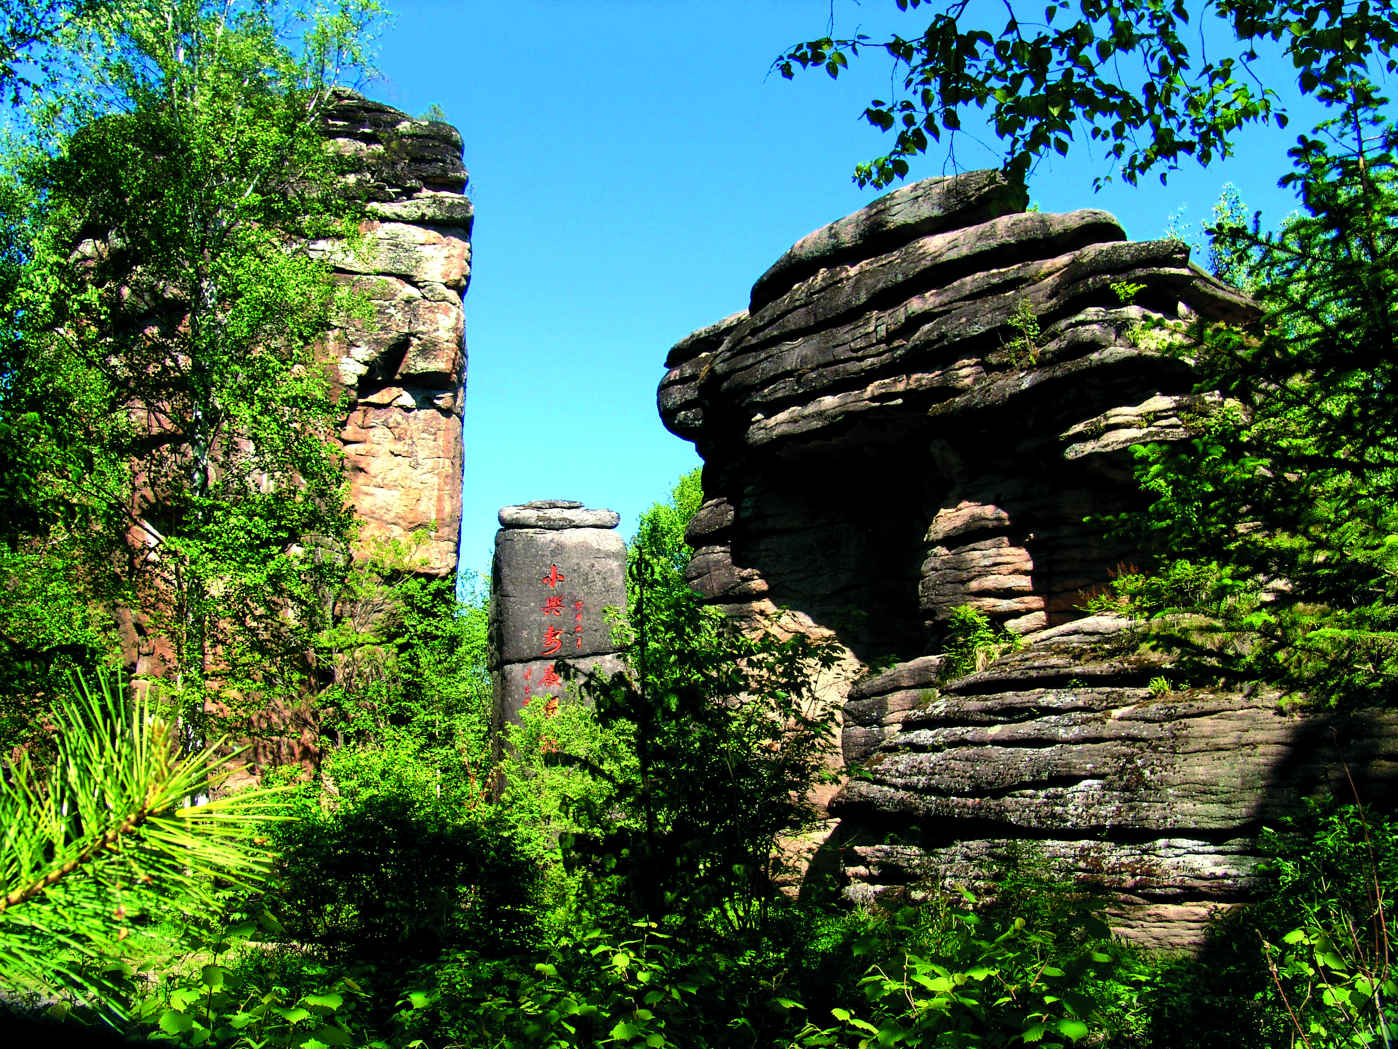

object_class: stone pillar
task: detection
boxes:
[489,500,628,734]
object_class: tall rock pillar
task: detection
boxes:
[488,501,628,733]
[319,91,471,579]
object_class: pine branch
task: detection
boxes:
[0,669,286,1012]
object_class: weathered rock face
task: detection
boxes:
[658,170,1398,949]
[488,501,628,732]
[318,92,471,578]
[661,170,1253,652]
[834,616,1398,949]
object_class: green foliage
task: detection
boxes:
[129,913,390,1049]
[628,466,703,584]
[270,783,539,965]
[1099,86,1398,705]
[0,0,385,723]
[398,923,715,1049]
[0,670,283,1014]
[572,593,843,932]
[1003,297,1040,369]
[941,604,1021,678]
[1111,281,1147,304]
[1257,804,1398,1049]
[314,534,494,784]
[793,899,1118,1049]
[775,0,1398,189]
[1208,183,1266,293]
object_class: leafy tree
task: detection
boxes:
[1101,82,1398,702]
[0,1,114,104]
[777,0,1397,188]
[0,671,282,1017]
[530,470,846,934]
[0,0,384,726]
[314,534,494,782]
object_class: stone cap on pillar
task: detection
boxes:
[498,501,621,530]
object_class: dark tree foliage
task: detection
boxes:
[778,0,1398,188]
[272,793,539,964]
[539,469,845,935]
[1101,81,1398,702]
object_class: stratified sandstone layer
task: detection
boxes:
[835,616,1398,949]
[317,92,471,578]
[658,171,1398,949]
[660,170,1252,651]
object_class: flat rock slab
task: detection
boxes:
[499,504,622,530]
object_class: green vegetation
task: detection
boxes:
[941,603,1022,678]
[1091,85,1398,706]
[4,2,1398,1048]
[0,670,281,1017]
[777,0,1395,190]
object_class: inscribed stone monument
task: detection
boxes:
[489,501,627,733]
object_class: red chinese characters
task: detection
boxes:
[573,600,585,650]
[541,626,563,656]
[541,564,565,588]
[540,664,561,688]
[540,595,564,616]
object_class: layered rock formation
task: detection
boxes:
[837,616,1398,948]
[661,170,1252,650]
[318,92,471,578]
[658,171,1398,949]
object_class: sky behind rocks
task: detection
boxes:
[371,0,1326,582]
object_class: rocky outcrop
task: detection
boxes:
[318,92,471,578]
[661,170,1253,652]
[834,617,1398,949]
[657,170,1397,950]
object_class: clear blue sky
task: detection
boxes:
[369,0,1327,581]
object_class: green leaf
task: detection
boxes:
[611,1021,644,1041]
[160,1010,196,1036]
[1057,1018,1090,1041]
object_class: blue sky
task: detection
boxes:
[368,0,1328,580]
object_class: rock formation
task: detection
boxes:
[318,92,471,578]
[488,501,628,734]
[658,170,1398,949]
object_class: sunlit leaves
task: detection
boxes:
[0,671,282,1014]
[776,0,1398,189]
